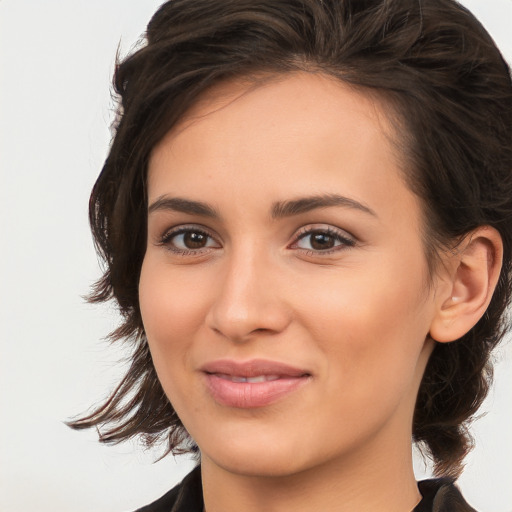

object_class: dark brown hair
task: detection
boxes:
[69,0,512,477]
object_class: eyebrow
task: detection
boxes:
[271,194,376,218]
[148,193,376,219]
[148,196,219,217]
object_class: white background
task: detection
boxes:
[0,1,510,511]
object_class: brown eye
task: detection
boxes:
[160,227,220,254]
[309,232,337,250]
[293,227,356,253]
[183,231,208,249]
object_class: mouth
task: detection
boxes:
[214,374,282,383]
[200,359,311,408]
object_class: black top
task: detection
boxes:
[134,466,477,512]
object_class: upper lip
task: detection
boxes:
[200,359,310,378]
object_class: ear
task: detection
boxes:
[429,226,503,343]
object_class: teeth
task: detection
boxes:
[217,374,281,383]
[245,375,280,383]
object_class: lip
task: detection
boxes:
[201,359,311,408]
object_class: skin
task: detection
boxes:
[139,72,499,511]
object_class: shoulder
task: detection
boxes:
[416,478,478,512]
[133,466,203,512]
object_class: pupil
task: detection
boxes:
[184,232,207,249]
[311,232,334,250]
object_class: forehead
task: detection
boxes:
[163,72,397,152]
[148,72,411,216]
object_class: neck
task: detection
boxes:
[201,430,421,512]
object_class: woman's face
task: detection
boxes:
[140,73,443,477]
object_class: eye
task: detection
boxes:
[291,226,356,254]
[159,226,220,254]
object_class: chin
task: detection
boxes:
[205,448,310,478]
[193,426,305,477]
[196,424,342,479]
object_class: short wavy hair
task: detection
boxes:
[69,0,512,478]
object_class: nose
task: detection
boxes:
[205,245,292,342]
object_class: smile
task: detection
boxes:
[215,374,281,383]
[200,359,311,408]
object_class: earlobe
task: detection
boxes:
[429,226,503,343]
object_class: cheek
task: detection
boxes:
[138,257,209,377]
[294,252,433,392]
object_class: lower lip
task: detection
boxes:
[204,374,309,408]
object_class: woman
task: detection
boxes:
[70,0,512,510]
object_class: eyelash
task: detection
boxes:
[158,225,218,256]
[157,225,356,256]
[291,226,356,255]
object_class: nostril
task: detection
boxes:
[251,327,271,334]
